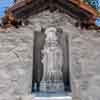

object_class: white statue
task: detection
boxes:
[41,27,63,91]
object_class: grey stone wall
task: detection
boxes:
[71,30,100,100]
[0,27,33,100]
[0,11,100,100]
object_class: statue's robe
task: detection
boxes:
[41,38,63,82]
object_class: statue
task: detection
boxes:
[41,27,63,92]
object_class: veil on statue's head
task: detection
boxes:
[45,27,58,41]
[45,27,57,34]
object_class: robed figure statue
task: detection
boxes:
[32,27,71,93]
[41,27,63,92]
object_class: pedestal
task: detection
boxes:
[40,81,64,93]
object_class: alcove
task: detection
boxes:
[32,27,72,97]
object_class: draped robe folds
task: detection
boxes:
[41,44,63,82]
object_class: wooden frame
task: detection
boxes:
[1,0,99,29]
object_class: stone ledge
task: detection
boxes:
[20,95,72,100]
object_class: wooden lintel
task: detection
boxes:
[1,0,99,29]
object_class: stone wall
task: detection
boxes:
[0,27,33,100]
[71,30,100,100]
[0,11,100,100]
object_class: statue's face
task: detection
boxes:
[45,28,58,47]
[45,27,57,40]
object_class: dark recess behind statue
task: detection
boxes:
[33,30,45,83]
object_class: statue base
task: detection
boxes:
[40,81,64,93]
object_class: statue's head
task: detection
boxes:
[45,27,56,34]
[45,27,58,41]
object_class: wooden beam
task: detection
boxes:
[69,0,97,17]
[1,0,99,29]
